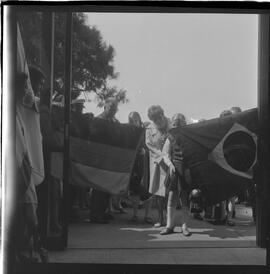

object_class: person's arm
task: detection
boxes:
[162,138,173,167]
[145,127,164,162]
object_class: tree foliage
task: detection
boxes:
[18,12,128,105]
[95,86,129,108]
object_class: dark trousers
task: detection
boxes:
[90,189,110,218]
[36,179,48,246]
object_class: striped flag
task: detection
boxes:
[170,108,258,204]
[51,118,144,195]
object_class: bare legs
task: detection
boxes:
[227,196,236,226]
[131,195,140,220]
[166,190,177,229]
[154,196,165,227]
[131,195,153,223]
[161,190,191,236]
[108,195,126,214]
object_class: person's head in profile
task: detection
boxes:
[128,111,142,127]
[171,113,187,128]
[28,64,46,98]
[220,109,232,118]
[104,98,118,119]
[147,105,168,131]
[230,106,242,114]
[84,112,94,121]
[16,72,35,107]
[71,99,85,114]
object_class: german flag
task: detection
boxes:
[170,108,258,204]
[51,118,144,196]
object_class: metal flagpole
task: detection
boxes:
[62,11,73,248]
[44,11,55,244]
[49,12,55,113]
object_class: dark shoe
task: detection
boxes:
[116,207,127,214]
[160,227,174,235]
[226,220,235,226]
[38,247,49,263]
[130,216,138,222]
[90,216,110,224]
[144,217,153,224]
[194,213,203,220]
[182,226,192,237]
[104,212,114,220]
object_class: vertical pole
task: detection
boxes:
[3,6,17,274]
[40,11,55,244]
[47,12,55,238]
[257,14,270,254]
[43,11,55,240]
[62,12,73,248]
[49,12,55,112]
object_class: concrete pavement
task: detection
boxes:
[49,204,266,264]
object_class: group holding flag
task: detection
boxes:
[15,24,258,264]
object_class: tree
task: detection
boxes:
[95,86,129,108]
[18,12,128,104]
[17,12,43,66]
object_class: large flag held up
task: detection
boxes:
[170,108,258,204]
[51,118,144,196]
[17,23,45,194]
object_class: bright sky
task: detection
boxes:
[83,13,258,123]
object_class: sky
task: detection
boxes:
[83,13,258,123]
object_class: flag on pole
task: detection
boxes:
[169,108,258,204]
[17,23,45,188]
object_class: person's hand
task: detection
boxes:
[23,89,35,107]
[169,163,175,177]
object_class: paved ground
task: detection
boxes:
[49,204,266,264]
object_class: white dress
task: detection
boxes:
[145,119,171,197]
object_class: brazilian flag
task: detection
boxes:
[170,108,258,205]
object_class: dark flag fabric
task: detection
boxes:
[51,118,144,195]
[169,108,258,204]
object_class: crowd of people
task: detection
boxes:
[15,64,256,263]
